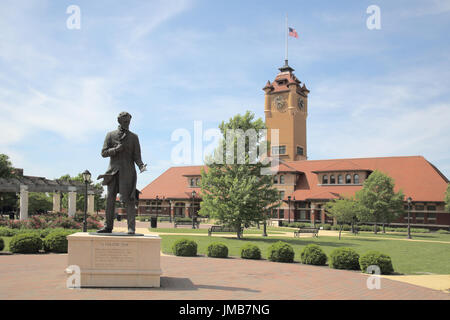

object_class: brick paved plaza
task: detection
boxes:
[0,252,448,300]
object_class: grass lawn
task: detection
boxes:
[344,231,450,242]
[160,234,450,275]
[149,228,285,235]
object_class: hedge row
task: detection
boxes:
[170,239,394,274]
[5,230,78,254]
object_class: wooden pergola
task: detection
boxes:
[0,175,102,220]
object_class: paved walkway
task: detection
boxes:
[0,253,448,300]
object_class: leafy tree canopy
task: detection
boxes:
[199,111,280,239]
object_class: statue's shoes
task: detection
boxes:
[127,229,135,235]
[97,228,113,233]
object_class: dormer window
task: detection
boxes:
[273,175,278,184]
[354,174,360,184]
[279,175,285,184]
[322,175,328,184]
[338,175,343,184]
[189,177,201,187]
[190,178,195,187]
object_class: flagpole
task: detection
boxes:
[285,13,288,64]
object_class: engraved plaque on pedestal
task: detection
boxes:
[66,232,162,288]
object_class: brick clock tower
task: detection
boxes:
[264,60,310,161]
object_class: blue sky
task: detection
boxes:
[1,0,449,191]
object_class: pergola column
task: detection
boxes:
[19,185,29,220]
[53,192,61,212]
[87,192,95,214]
[68,186,77,217]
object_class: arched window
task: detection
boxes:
[279,175,285,184]
[273,175,278,184]
[330,175,336,184]
[190,178,195,187]
[195,178,200,186]
[338,175,343,184]
[322,175,328,184]
[345,174,351,184]
[354,174,360,184]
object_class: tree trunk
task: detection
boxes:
[382,223,386,233]
[374,222,378,234]
[339,224,343,240]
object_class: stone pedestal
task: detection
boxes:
[66,232,162,287]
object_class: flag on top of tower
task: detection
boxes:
[289,27,298,38]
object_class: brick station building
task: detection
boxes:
[138,61,450,229]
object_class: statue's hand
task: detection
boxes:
[139,164,147,173]
[114,143,124,153]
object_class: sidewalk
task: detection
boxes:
[0,253,448,300]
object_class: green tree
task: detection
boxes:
[445,183,450,212]
[28,192,53,214]
[355,170,404,234]
[0,154,18,214]
[199,111,280,239]
[58,173,104,212]
[324,197,366,239]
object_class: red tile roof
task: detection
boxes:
[140,156,448,203]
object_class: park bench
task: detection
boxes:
[351,226,359,234]
[208,225,243,236]
[174,220,200,228]
[294,227,319,238]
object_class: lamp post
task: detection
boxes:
[407,197,412,239]
[288,196,291,224]
[191,190,196,229]
[262,210,268,237]
[82,170,91,232]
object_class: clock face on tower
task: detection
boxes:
[298,98,305,111]
[273,95,287,113]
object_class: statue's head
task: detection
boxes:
[117,111,132,130]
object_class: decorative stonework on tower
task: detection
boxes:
[263,60,310,161]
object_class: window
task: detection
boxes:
[330,175,336,184]
[279,190,285,200]
[296,146,304,156]
[354,174,360,184]
[195,178,200,186]
[345,174,351,184]
[279,175,285,184]
[415,205,424,211]
[427,213,436,223]
[415,213,424,222]
[427,205,436,211]
[272,146,286,155]
[322,175,328,184]
[337,175,343,184]
[146,200,150,206]
[300,210,307,220]
[273,175,278,184]
[279,209,285,219]
[190,178,195,187]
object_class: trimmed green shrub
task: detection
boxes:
[0,237,4,251]
[172,238,197,256]
[437,229,450,234]
[240,244,261,260]
[329,247,360,270]
[359,251,394,275]
[43,230,75,253]
[207,242,228,258]
[0,227,18,237]
[9,233,43,254]
[267,241,295,263]
[300,244,327,265]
